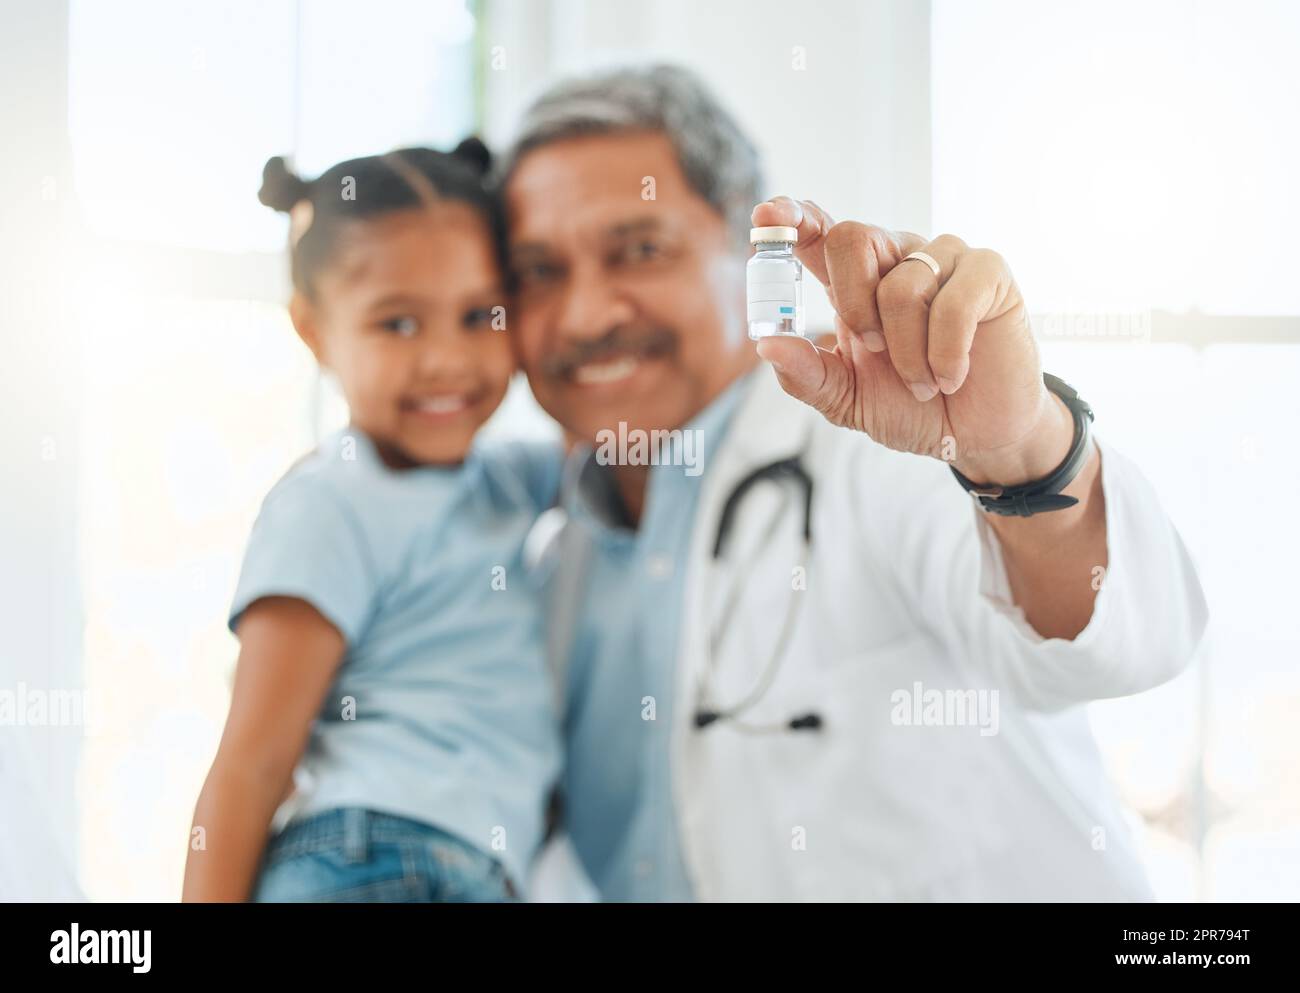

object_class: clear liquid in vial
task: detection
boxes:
[747,244,805,339]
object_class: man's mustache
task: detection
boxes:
[543,325,678,380]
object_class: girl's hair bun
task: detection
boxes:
[451,136,492,176]
[258,156,311,212]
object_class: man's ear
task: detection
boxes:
[288,292,327,366]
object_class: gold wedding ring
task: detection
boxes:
[901,250,941,278]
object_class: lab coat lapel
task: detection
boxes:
[701,365,818,498]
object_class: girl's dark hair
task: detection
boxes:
[258,137,504,297]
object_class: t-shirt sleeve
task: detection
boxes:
[484,438,565,512]
[228,471,379,645]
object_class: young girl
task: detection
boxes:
[182,140,561,902]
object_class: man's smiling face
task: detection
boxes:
[505,130,756,444]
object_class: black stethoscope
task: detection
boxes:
[692,453,824,734]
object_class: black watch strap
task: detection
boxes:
[949,373,1095,517]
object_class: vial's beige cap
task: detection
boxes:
[750,225,798,245]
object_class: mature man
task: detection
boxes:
[501,65,1206,901]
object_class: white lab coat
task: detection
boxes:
[658,366,1207,901]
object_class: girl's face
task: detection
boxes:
[295,203,512,467]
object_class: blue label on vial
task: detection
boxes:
[779,307,794,314]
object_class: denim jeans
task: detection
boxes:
[252,808,517,903]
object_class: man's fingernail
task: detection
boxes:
[769,359,785,374]
[863,331,886,351]
[937,376,959,395]
[909,381,937,402]
[771,195,801,222]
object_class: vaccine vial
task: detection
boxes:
[747,225,804,339]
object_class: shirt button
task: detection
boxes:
[646,553,673,580]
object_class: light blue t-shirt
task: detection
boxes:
[229,428,562,889]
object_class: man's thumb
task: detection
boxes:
[755,337,849,420]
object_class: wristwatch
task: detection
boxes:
[949,373,1094,517]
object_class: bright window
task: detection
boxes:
[69,0,481,901]
[933,0,1300,900]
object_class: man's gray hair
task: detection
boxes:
[498,64,763,243]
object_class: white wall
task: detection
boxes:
[0,0,86,900]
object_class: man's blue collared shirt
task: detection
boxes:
[558,374,751,901]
